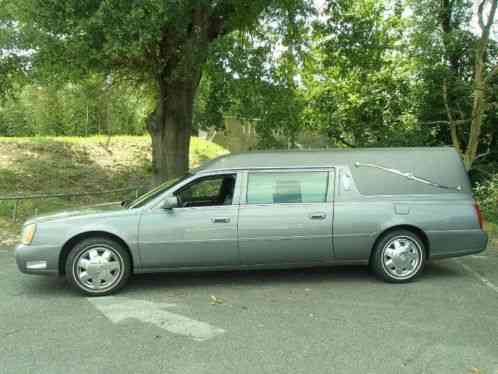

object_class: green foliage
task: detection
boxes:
[409,0,498,152]
[303,0,444,147]
[474,174,498,223]
[5,0,300,86]
[195,2,315,148]
[194,0,429,148]
[0,76,148,136]
[0,1,26,98]
[1,0,497,188]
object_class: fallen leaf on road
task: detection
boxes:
[210,295,224,305]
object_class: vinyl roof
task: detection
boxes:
[197,147,471,194]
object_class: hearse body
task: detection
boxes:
[16,147,488,295]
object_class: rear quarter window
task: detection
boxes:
[247,172,328,204]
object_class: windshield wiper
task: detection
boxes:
[354,162,462,192]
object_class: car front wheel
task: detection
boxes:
[371,230,426,283]
[65,237,131,296]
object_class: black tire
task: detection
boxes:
[65,237,131,296]
[371,230,426,283]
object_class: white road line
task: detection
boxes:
[455,259,498,294]
[470,255,489,259]
[88,296,225,341]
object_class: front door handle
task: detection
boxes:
[309,212,327,220]
[212,217,231,223]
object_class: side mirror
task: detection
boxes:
[162,196,179,209]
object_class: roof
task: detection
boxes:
[197,147,471,194]
[198,147,458,172]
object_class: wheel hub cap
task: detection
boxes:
[74,246,123,291]
[381,237,422,279]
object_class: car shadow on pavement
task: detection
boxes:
[126,265,371,292]
[121,261,462,295]
[14,260,463,297]
[423,260,463,279]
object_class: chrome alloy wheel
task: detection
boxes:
[380,236,423,280]
[73,245,124,292]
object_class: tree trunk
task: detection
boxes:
[462,0,497,171]
[439,0,497,171]
[464,64,485,171]
[147,74,200,186]
[144,4,237,185]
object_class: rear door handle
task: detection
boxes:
[309,212,327,220]
[212,217,231,223]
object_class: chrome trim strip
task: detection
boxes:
[239,235,333,241]
[140,238,237,245]
[197,166,335,174]
[26,260,48,270]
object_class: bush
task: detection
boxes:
[474,174,498,224]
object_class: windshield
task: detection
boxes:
[128,173,192,209]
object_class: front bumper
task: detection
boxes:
[15,243,61,275]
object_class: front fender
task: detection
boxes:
[61,215,142,269]
[26,211,142,274]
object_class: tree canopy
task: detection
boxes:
[1,0,497,182]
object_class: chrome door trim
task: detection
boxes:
[197,165,337,175]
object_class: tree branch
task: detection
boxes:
[484,0,497,29]
[464,0,498,170]
[478,0,486,31]
[207,1,237,40]
[418,119,470,125]
[475,148,491,161]
[485,63,498,83]
[442,79,463,153]
[327,130,355,147]
[477,0,497,44]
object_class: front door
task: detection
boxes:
[138,173,240,269]
[238,169,334,265]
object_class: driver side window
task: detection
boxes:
[175,174,236,208]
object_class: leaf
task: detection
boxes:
[210,295,224,305]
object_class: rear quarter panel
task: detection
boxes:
[333,166,487,260]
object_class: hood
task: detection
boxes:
[25,202,129,225]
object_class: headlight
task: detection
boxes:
[21,224,36,245]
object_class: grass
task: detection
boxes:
[0,135,227,193]
[0,135,228,241]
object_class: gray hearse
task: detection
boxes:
[16,147,488,295]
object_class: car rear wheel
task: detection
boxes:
[371,230,426,283]
[65,237,131,296]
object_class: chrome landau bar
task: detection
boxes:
[354,161,462,191]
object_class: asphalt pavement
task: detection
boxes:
[1,244,498,374]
